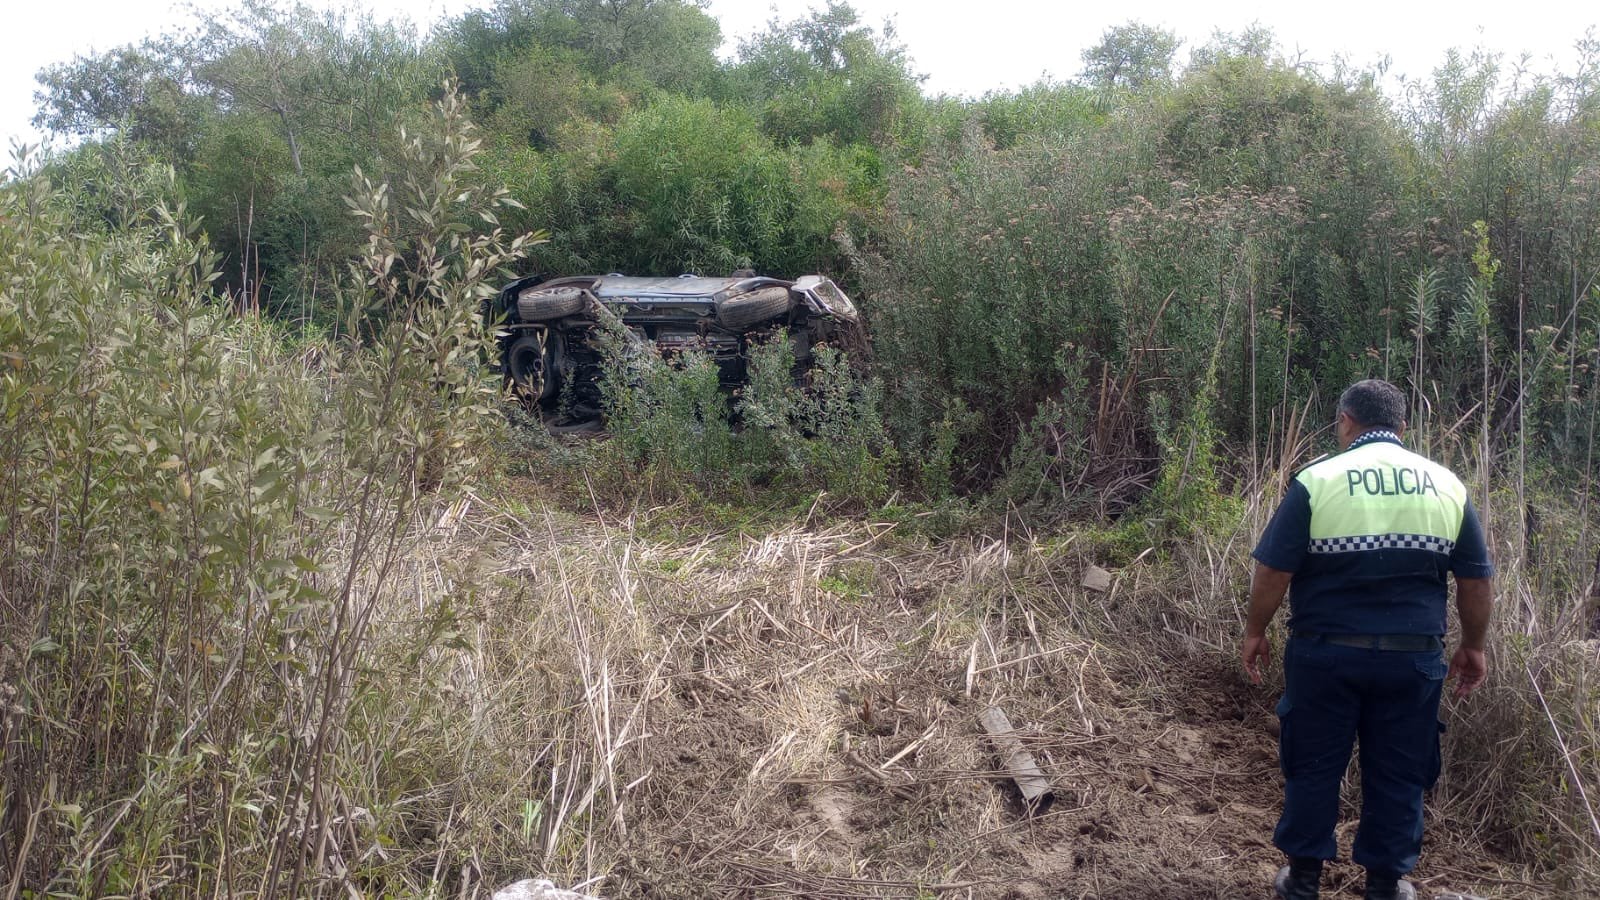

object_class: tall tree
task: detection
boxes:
[442,0,721,100]
[1080,21,1180,92]
[728,0,921,146]
[34,1,438,318]
[33,41,205,156]
[187,0,432,176]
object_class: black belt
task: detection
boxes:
[1294,632,1442,652]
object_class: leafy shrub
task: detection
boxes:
[573,322,891,507]
[0,84,532,896]
[739,336,896,505]
[593,312,736,480]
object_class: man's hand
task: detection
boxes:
[1242,563,1293,685]
[1449,645,1487,699]
[1241,633,1272,685]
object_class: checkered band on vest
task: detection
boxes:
[1347,430,1401,450]
[1307,533,1457,554]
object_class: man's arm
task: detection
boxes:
[1450,576,1493,698]
[1241,562,1294,684]
[1246,477,1308,684]
[1447,497,1494,700]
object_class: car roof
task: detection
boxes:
[591,276,737,299]
[507,273,797,302]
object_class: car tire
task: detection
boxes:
[505,333,547,398]
[716,286,793,330]
[516,286,587,322]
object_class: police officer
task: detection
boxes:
[1241,379,1495,900]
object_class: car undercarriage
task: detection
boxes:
[487,273,866,427]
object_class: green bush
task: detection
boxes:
[573,322,891,508]
[0,85,533,896]
[739,336,896,505]
[594,313,736,479]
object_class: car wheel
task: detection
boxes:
[505,333,547,400]
[716,286,793,330]
[516,286,588,322]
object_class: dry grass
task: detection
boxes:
[7,470,1591,897]
[338,477,1590,899]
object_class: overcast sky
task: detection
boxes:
[4,0,1597,149]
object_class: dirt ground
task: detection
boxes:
[486,495,1559,899]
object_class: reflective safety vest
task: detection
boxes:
[1252,430,1493,636]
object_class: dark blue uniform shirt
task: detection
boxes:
[1253,432,1495,636]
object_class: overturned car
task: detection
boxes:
[487,273,865,426]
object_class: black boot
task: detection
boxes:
[1273,857,1321,899]
[1364,871,1416,900]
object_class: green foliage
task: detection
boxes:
[22,0,1600,534]
[487,94,868,276]
[1081,21,1181,92]
[607,96,849,274]
[0,83,533,895]
[962,80,1104,149]
[32,41,204,152]
[728,0,922,147]
[1186,24,1279,70]
[471,0,722,95]
[34,1,442,327]
[594,317,736,477]
[993,361,1092,515]
[578,324,892,508]
[855,125,1129,490]
[1135,375,1244,543]
[791,344,896,507]
[482,43,632,149]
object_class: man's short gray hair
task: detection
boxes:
[1339,379,1407,431]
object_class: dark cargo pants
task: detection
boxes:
[1272,635,1447,876]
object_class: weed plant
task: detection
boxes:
[0,85,534,896]
[573,322,895,510]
